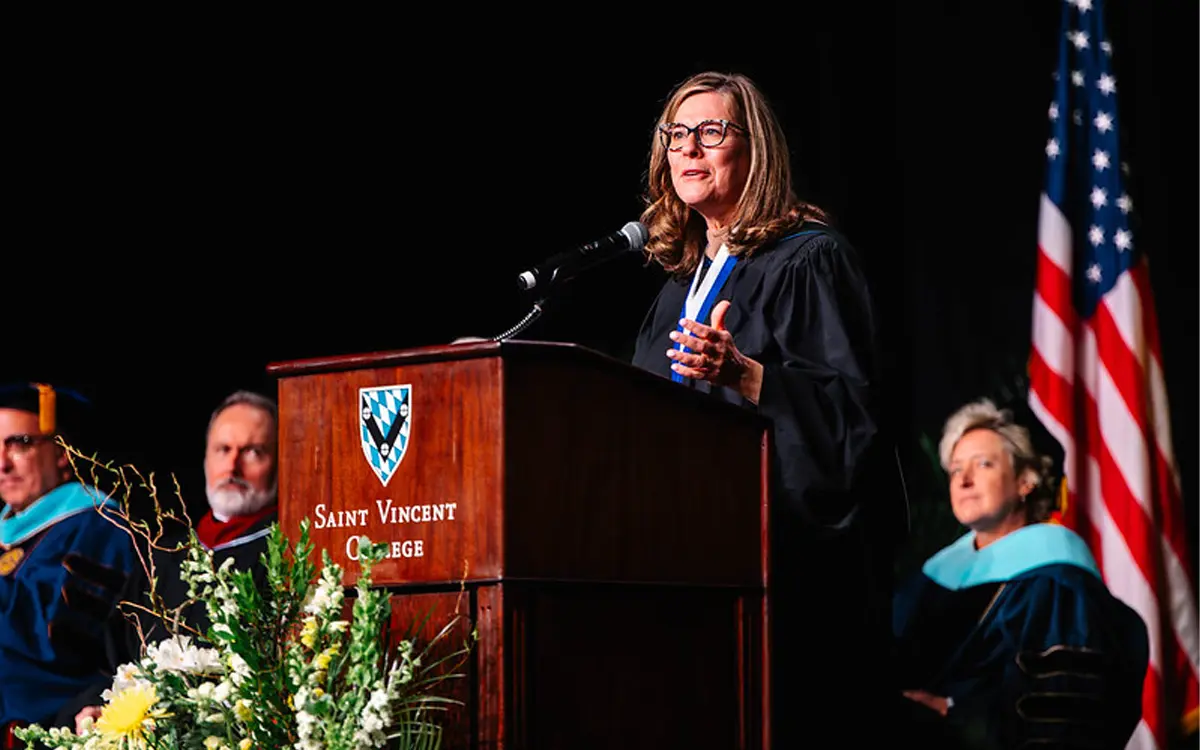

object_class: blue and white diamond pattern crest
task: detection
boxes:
[359,384,412,487]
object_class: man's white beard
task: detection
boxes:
[206,478,277,521]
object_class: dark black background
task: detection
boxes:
[6,3,1196,562]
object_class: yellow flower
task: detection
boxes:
[234,699,253,722]
[95,685,171,744]
[300,619,318,649]
[239,740,253,750]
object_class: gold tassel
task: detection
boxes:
[1047,476,1070,526]
[1181,705,1199,738]
[33,383,56,434]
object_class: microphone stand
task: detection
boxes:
[489,221,646,342]
[489,295,550,342]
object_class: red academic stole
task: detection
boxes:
[196,503,277,551]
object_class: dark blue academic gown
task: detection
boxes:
[0,482,136,728]
[893,523,1149,749]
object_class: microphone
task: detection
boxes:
[517,221,648,292]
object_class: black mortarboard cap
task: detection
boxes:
[0,382,92,437]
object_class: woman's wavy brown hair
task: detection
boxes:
[640,71,830,278]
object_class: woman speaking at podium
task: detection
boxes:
[630,71,899,746]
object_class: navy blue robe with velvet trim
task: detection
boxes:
[0,482,136,727]
[893,523,1149,749]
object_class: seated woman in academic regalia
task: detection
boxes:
[894,399,1149,749]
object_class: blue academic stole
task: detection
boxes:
[0,481,115,547]
[672,244,738,383]
[921,523,1101,590]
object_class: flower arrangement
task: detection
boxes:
[16,447,473,750]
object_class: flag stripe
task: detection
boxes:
[1128,719,1156,750]
[1097,268,1147,378]
[1034,253,1078,337]
[1131,261,1185,496]
[1073,491,1105,571]
[1079,326,1153,524]
[1038,192,1073,273]
[1129,263,1200,712]
[1027,368,1073,462]
[1079,329,1199,738]
[1084,455,1165,746]
[1134,280,1198,713]
[1140,670,1165,747]
[1032,291,1075,382]
[1079,327,1161,612]
[1164,540,1200,684]
[1027,348,1074,460]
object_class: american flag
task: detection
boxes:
[1027,0,1199,748]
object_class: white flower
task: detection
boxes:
[352,726,385,749]
[144,635,223,676]
[146,637,188,672]
[295,708,319,742]
[228,653,252,686]
[362,712,384,733]
[213,680,233,703]
[101,661,151,701]
[366,688,388,713]
[302,564,345,620]
[348,686,392,749]
[188,681,217,702]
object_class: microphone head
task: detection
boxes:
[620,221,649,251]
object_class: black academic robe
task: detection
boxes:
[632,225,889,530]
[630,225,903,744]
[893,524,1149,749]
[120,509,278,646]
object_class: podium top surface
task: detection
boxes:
[267,339,582,376]
[266,338,769,430]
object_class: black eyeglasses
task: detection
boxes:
[2,434,56,457]
[658,119,746,151]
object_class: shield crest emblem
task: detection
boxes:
[359,384,412,487]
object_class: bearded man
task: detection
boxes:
[194,390,279,574]
[65,390,279,732]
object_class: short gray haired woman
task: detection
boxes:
[937,398,1058,544]
[892,398,1150,749]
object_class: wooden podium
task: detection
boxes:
[267,340,772,749]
